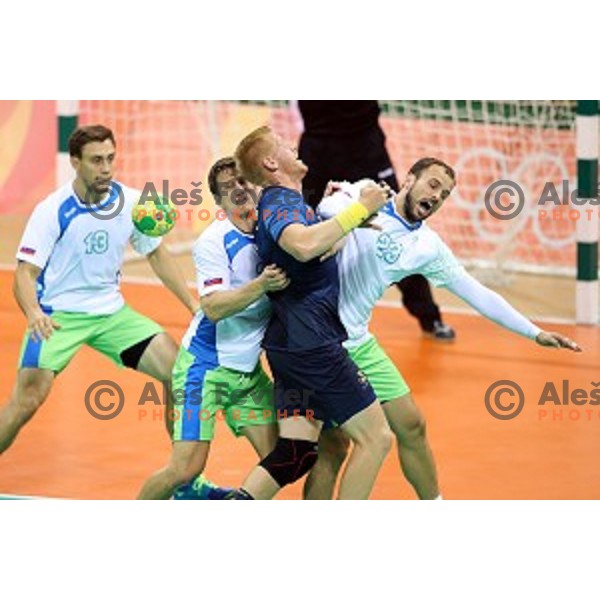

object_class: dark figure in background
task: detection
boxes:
[297,100,455,341]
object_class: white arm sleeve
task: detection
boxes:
[444,273,542,340]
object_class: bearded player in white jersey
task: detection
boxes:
[0,125,200,478]
[304,157,582,500]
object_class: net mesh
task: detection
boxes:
[79,100,578,274]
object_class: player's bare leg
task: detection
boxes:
[240,416,321,499]
[138,441,210,499]
[337,402,393,499]
[134,333,234,499]
[0,368,55,454]
[303,428,350,499]
[135,332,178,434]
[241,423,279,459]
[383,394,439,499]
[305,396,439,499]
[136,332,178,382]
[173,424,278,501]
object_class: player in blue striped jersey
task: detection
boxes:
[137,158,288,499]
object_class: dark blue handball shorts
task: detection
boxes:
[266,342,377,427]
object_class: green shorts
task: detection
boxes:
[347,337,410,403]
[171,346,276,442]
[18,305,164,374]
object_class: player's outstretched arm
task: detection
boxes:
[13,261,61,341]
[146,244,199,315]
[279,183,389,263]
[201,265,289,322]
[445,273,581,352]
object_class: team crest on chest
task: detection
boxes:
[376,232,402,264]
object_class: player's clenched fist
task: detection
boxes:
[358,182,389,214]
[258,264,290,292]
[27,309,61,342]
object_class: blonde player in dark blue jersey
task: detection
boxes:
[230,126,394,500]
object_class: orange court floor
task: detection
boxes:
[0,269,599,500]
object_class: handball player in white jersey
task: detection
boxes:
[138,157,288,500]
[304,157,581,500]
[0,125,198,468]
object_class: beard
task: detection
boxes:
[404,192,435,222]
[403,191,421,222]
[84,180,110,204]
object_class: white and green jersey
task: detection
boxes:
[319,181,541,348]
[181,218,270,373]
[16,181,160,315]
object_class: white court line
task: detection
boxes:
[0,493,60,500]
[0,264,578,326]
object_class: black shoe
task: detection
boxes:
[423,320,456,341]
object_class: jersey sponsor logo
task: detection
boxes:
[19,246,36,255]
[64,206,78,219]
[376,232,402,264]
[204,277,223,287]
[225,238,239,250]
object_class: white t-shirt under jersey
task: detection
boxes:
[16,181,160,315]
[181,218,270,373]
[319,181,541,348]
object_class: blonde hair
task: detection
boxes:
[234,126,276,186]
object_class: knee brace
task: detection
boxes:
[259,437,319,488]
